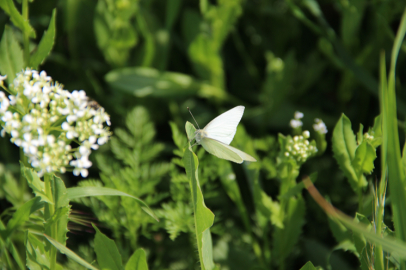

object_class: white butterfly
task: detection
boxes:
[189,106,257,164]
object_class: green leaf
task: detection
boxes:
[183,133,215,270]
[125,249,149,270]
[185,121,196,141]
[0,25,24,82]
[105,67,200,98]
[66,186,158,221]
[1,197,43,239]
[332,113,367,192]
[30,9,56,69]
[25,231,50,270]
[272,196,306,263]
[352,141,376,174]
[21,165,53,204]
[93,225,124,270]
[0,0,36,38]
[42,233,98,270]
[299,261,317,270]
[352,213,373,270]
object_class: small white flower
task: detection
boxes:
[303,130,310,138]
[290,119,302,128]
[313,119,328,134]
[294,111,304,119]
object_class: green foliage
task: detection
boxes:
[30,9,56,69]
[2,0,406,269]
[94,225,124,270]
[183,121,215,270]
[0,26,24,82]
[77,106,169,258]
[125,248,149,270]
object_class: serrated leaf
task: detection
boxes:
[352,141,376,174]
[0,0,36,38]
[93,225,124,270]
[66,186,158,221]
[21,165,53,204]
[42,234,98,270]
[125,249,149,270]
[0,25,24,82]
[332,114,367,192]
[183,138,215,270]
[30,9,56,69]
[25,231,50,270]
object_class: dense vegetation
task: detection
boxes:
[1,0,406,269]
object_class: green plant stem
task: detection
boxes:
[374,177,386,270]
[44,174,57,269]
[135,10,154,67]
[22,0,30,66]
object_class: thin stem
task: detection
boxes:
[44,174,57,269]
[22,0,30,66]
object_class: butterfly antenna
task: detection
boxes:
[187,107,201,129]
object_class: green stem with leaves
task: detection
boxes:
[44,173,57,269]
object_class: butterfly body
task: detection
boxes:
[190,106,256,164]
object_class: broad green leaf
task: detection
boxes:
[299,261,317,270]
[0,0,36,38]
[272,196,305,263]
[66,186,158,221]
[183,133,215,270]
[21,165,53,204]
[105,67,200,98]
[352,141,376,174]
[1,197,43,239]
[332,114,367,192]
[93,225,124,270]
[0,26,24,82]
[125,249,149,270]
[42,233,98,270]
[30,9,56,69]
[25,231,50,270]
[185,121,196,141]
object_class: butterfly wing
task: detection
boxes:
[200,137,256,163]
[203,106,245,145]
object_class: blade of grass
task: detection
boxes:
[383,9,406,269]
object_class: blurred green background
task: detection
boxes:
[1,0,406,269]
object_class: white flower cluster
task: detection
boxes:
[284,131,318,164]
[290,111,303,128]
[313,118,327,134]
[363,132,374,142]
[0,69,111,177]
